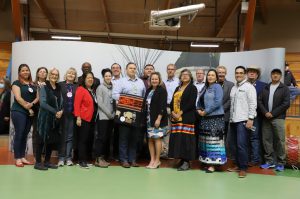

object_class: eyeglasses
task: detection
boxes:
[51,73,59,77]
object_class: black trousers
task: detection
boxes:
[35,142,54,163]
[77,120,95,162]
[94,120,114,157]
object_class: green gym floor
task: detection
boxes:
[1,136,300,199]
[1,165,300,199]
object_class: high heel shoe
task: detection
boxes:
[149,162,161,169]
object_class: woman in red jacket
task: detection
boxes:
[74,72,98,169]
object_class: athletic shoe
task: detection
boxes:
[275,165,284,172]
[260,163,275,169]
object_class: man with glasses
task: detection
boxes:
[227,66,257,178]
[162,64,179,158]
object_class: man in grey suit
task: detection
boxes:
[216,66,234,157]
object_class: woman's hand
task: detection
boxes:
[29,109,34,117]
[24,102,33,110]
[56,110,63,119]
[76,117,82,127]
[154,119,161,128]
[198,110,206,117]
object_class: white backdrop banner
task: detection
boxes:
[10,41,285,153]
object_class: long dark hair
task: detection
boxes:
[18,64,33,84]
[205,69,219,87]
[80,72,94,89]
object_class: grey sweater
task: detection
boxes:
[96,82,115,120]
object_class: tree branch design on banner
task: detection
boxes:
[116,45,164,77]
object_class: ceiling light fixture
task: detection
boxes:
[51,35,81,40]
[190,42,219,48]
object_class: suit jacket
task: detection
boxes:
[220,79,234,122]
[253,80,267,117]
[170,82,197,124]
[258,82,290,119]
[144,86,168,127]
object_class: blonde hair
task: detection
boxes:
[64,67,78,82]
[48,67,60,82]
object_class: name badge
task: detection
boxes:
[67,92,73,98]
[28,87,33,93]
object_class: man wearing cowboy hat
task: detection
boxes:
[247,65,267,166]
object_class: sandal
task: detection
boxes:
[206,166,215,173]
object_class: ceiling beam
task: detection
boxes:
[34,0,58,28]
[30,27,238,42]
[11,0,25,40]
[240,0,256,51]
[258,0,267,24]
[216,0,241,37]
[100,0,111,40]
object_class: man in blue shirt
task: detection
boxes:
[112,62,146,168]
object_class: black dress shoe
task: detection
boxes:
[121,162,131,168]
[131,162,139,167]
[177,161,190,171]
[34,163,48,171]
[79,162,90,169]
[44,162,58,169]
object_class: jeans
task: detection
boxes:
[11,111,33,159]
[58,113,75,161]
[119,125,139,163]
[230,121,250,170]
[262,118,286,165]
[249,116,262,163]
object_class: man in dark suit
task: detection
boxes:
[247,65,267,166]
[216,66,234,157]
[78,62,100,91]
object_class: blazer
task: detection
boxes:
[74,86,95,122]
[170,82,197,124]
[144,86,168,127]
[220,79,234,122]
[258,82,290,119]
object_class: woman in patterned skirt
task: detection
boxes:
[168,69,197,171]
[197,69,226,173]
[144,72,168,169]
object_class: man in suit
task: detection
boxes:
[247,66,268,166]
[216,66,234,157]
[78,62,100,91]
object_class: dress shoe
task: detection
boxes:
[177,161,190,171]
[227,166,240,172]
[121,162,131,168]
[238,170,247,178]
[34,163,48,171]
[44,162,58,169]
[131,162,139,167]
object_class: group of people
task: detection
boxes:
[10,61,291,178]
